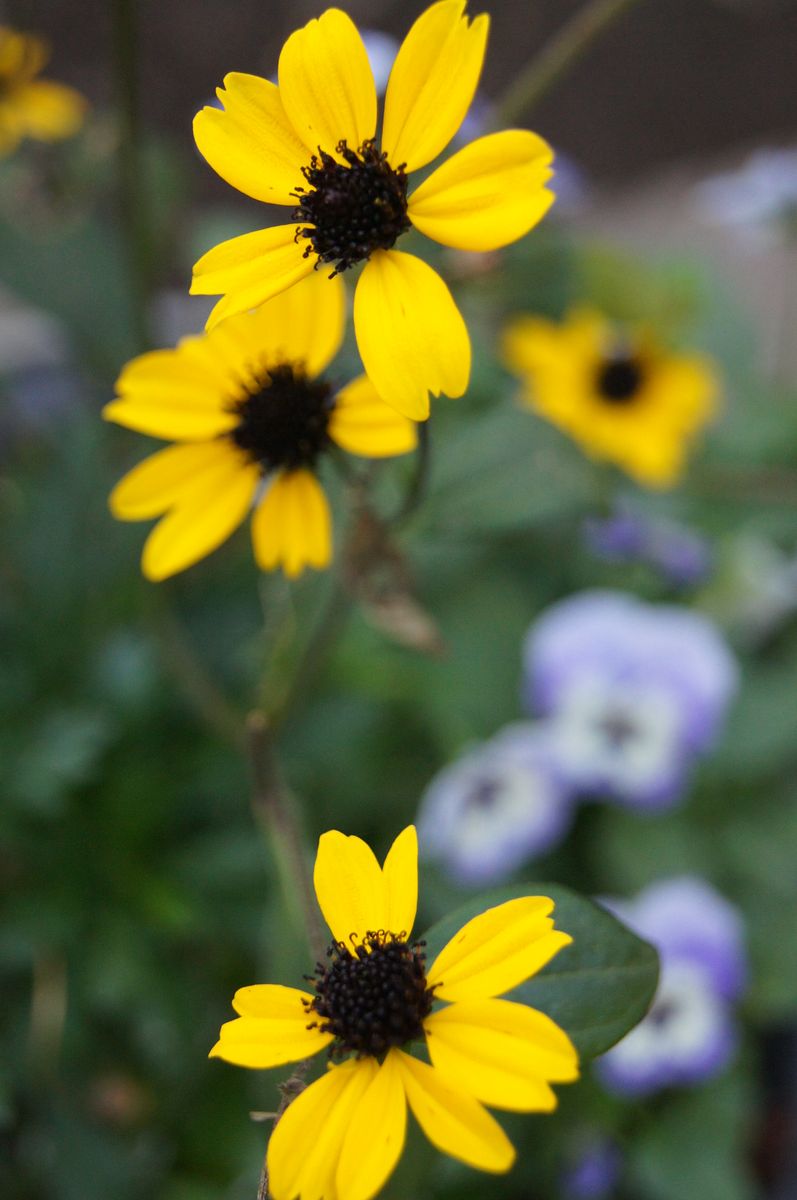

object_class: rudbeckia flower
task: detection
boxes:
[191,1,555,421]
[104,272,416,581]
[0,26,85,158]
[503,307,719,489]
[212,826,578,1200]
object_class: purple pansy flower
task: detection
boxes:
[417,723,574,885]
[597,877,747,1097]
[522,591,738,809]
[584,511,712,587]
[561,1136,622,1200]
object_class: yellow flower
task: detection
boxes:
[503,307,720,489]
[104,271,416,581]
[191,1,555,421]
[0,26,86,158]
[212,826,578,1200]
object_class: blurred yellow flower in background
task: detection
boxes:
[212,825,578,1200]
[191,0,555,421]
[0,26,86,157]
[104,272,416,581]
[503,307,719,489]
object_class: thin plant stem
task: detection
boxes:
[113,0,152,352]
[391,420,431,526]
[246,711,325,960]
[268,580,353,726]
[495,0,646,125]
[149,591,245,749]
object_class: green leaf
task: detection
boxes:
[420,883,659,1061]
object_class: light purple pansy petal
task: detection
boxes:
[597,959,739,1097]
[417,722,575,886]
[523,590,738,755]
[620,876,747,1001]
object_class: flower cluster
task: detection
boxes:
[597,877,747,1096]
[419,590,738,882]
[106,0,557,579]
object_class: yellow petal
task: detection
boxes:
[210,985,332,1068]
[329,374,418,457]
[382,826,418,940]
[191,225,316,330]
[0,107,22,157]
[12,80,85,140]
[232,983,317,1019]
[354,250,470,420]
[336,1052,407,1200]
[278,8,376,157]
[228,269,346,380]
[105,343,237,440]
[427,897,572,1001]
[425,998,578,1111]
[313,830,387,949]
[393,1050,515,1174]
[109,441,242,521]
[0,29,48,82]
[251,469,332,578]
[408,130,555,251]
[140,450,259,581]
[382,0,489,173]
[268,1059,377,1200]
[194,73,306,206]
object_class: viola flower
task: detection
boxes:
[502,307,718,488]
[0,26,86,158]
[597,878,746,1097]
[191,1,555,420]
[523,591,738,810]
[211,826,578,1200]
[417,723,575,884]
[104,271,416,581]
[583,508,712,587]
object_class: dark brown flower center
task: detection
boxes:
[595,355,645,404]
[304,931,435,1059]
[229,363,334,471]
[292,139,411,276]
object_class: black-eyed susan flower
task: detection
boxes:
[104,272,416,581]
[191,1,555,421]
[503,307,719,489]
[0,27,85,158]
[212,825,578,1200]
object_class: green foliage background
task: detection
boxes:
[1,105,797,1200]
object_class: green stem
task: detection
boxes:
[391,420,431,526]
[495,0,646,125]
[149,590,245,749]
[113,0,151,352]
[246,711,325,960]
[267,580,353,726]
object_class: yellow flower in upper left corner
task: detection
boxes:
[191,1,555,421]
[104,271,416,581]
[0,27,86,158]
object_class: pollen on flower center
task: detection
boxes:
[292,139,411,276]
[304,930,435,1058]
[596,355,645,404]
[230,363,334,471]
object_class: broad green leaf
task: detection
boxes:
[421,883,659,1061]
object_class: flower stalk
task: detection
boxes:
[496,0,646,125]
